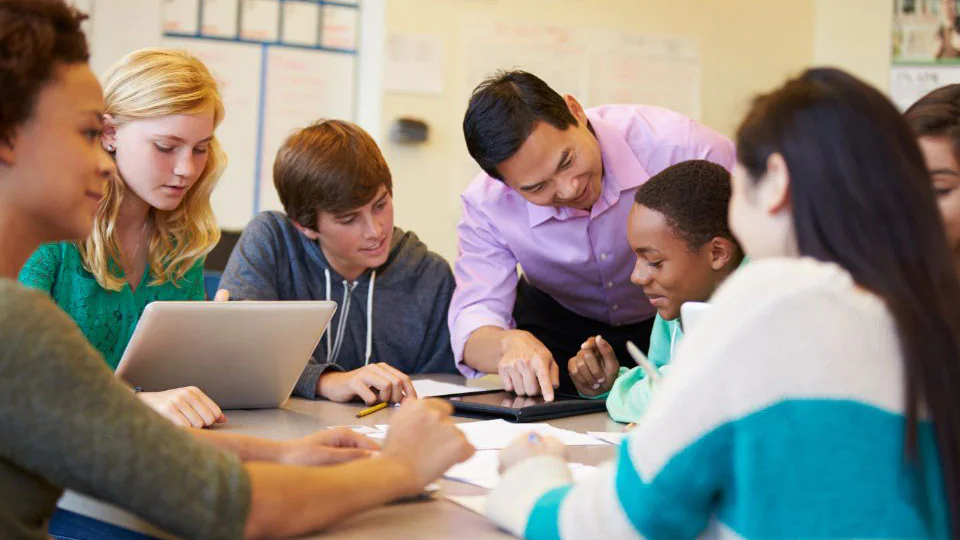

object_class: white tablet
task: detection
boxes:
[116,301,336,409]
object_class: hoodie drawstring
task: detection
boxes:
[365,270,376,366]
[324,268,376,366]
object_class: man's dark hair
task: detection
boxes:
[463,70,578,180]
[634,159,741,254]
[0,0,89,146]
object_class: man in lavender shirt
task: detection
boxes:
[450,70,735,400]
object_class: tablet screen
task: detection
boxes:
[448,391,587,409]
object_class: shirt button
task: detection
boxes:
[606,281,614,289]
[600,253,608,261]
[612,304,619,311]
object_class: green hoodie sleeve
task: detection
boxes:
[605,315,678,423]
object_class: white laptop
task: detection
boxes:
[680,301,713,334]
[116,301,337,409]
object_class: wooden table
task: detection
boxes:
[60,375,622,539]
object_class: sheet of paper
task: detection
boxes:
[201,0,239,38]
[384,32,444,95]
[327,425,383,436]
[162,0,199,34]
[240,0,279,41]
[281,0,320,46]
[412,379,492,398]
[320,4,358,50]
[376,419,604,450]
[587,431,626,445]
[445,452,599,489]
[446,494,487,515]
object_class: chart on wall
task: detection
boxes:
[890,0,960,110]
[461,18,702,121]
[161,0,360,229]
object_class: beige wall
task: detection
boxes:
[814,0,893,91]
[381,0,819,263]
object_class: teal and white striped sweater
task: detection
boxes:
[487,258,949,539]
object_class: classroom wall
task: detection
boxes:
[79,1,897,267]
[380,0,819,264]
[813,0,893,92]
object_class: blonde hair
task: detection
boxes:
[80,48,225,291]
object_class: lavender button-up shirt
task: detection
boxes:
[449,105,735,376]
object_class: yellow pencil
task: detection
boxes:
[355,401,388,418]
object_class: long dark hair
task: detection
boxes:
[737,68,960,537]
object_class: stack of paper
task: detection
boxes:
[587,431,626,445]
[445,460,601,515]
[375,419,605,450]
[444,449,598,489]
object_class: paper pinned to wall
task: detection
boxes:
[240,0,279,42]
[282,1,321,46]
[384,32,445,95]
[589,31,701,120]
[321,3,359,50]
[201,0,239,38]
[162,0,199,34]
[257,46,357,213]
[162,37,261,229]
[462,17,701,120]
[890,65,960,111]
[463,20,588,98]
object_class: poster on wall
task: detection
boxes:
[891,0,960,109]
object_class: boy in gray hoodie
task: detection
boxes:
[220,120,458,403]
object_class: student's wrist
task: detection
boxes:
[316,371,348,401]
[370,455,422,500]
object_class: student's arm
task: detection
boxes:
[603,316,677,422]
[487,371,732,539]
[244,399,474,538]
[605,366,655,424]
[219,214,344,399]
[451,196,558,398]
[0,285,250,540]
[1,285,475,539]
[484,278,782,539]
[192,426,379,466]
[219,214,284,302]
[16,242,62,293]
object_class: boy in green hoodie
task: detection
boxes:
[568,160,745,423]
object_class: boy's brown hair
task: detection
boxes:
[274,119,392,229]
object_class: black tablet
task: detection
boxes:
[445,390,607,423]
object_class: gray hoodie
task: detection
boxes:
[220,211,458,399]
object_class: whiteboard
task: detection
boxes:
[258,46,357,214]
[162,37,262,229]
[78,0,360,230]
